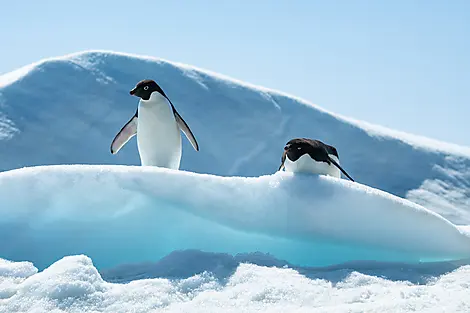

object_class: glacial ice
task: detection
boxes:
[0,164,469,272]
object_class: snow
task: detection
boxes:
[1,254,470,312]
[0,164,469,272]
[1,50,470,312]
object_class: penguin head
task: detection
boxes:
[278,138,323,172]
[283,138,318,162]
[129,79,167,101]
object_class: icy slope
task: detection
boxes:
[1,51,470,225]
[0,164,469,271]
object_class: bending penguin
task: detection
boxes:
[110,79,199,169]
[278,138,354,181]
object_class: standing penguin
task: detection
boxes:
[278,138,354,181]
[110,79,199,169]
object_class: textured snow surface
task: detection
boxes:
[1,254,470,313]
[1,50,470,226]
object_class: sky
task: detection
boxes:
[0,0,469,146]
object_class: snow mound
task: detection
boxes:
[1,254,470,313]
[1,50,470,226]
[0,164,469,272]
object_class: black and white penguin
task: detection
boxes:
[278,138,354,181]
[110,79,199,169]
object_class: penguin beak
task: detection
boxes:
[129,87,137,96]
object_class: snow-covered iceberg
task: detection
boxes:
[2,50,470,227]
[1,164,469,271]
[1,50,470,312]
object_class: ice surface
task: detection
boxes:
[1,50,470,227]
[0,164,469,272]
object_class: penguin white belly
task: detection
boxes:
[284,154,341,178]
[136,94,182,169]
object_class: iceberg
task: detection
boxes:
[2,50,470,227]
[0,164,469,271]
[1,50,470,312]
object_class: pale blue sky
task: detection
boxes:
[1,0,469,146]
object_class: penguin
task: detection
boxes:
[278,138,354,181]
[110,79,199,169]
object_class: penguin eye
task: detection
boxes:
[297,147,302,150]
[143,86,149,91]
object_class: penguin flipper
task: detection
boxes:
[173,108,199,151]
[327,155,355,182]
[110,114,138,154]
